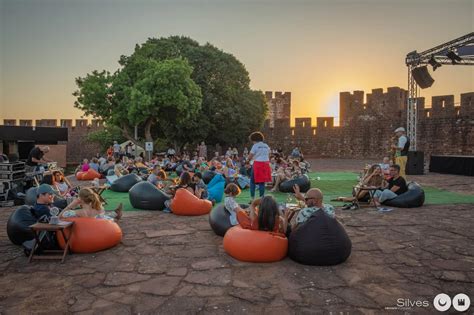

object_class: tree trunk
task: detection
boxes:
[121,124,145,148]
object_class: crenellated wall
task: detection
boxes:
[3,88,473,164]
[263,88,474,161]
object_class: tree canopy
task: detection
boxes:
[74,36,267,150]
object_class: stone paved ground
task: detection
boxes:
[0,159,473,314]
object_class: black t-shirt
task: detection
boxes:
[27,147,44,166]
[388,176,408,195]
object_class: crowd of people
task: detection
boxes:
[22,127,412,250]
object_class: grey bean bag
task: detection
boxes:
[209,203,248,237]
[383,182,425,208]
[110,174,143,192]
[129,182,170,210]
[7,205,37,245]
[279,175,311,193]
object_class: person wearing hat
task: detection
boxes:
[31,184,56,222]
[391,127,410,177]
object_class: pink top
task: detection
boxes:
[82,163,90,172]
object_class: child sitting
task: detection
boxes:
[224,183,246,226]
[59,188,122,221]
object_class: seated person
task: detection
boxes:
[224,183,245,226]
[134,157,148,171]
[192,172,208,199]
[101,157,115,175]
[379,157,391,180]
[271,160,302,192]
[373,164,408,208]
[114,160,129,177]
[237,195,288,234]
[89,158,100,172]
[173,171,204,198]
[31,184,57,222]
[125,159,137,173]
[60,188,122,221]
[148,167,173,190]
[335,164,385,204]
[81,159,90,172]
[292,185,335,230]
[299,156,311,174]
[53,171,73,196]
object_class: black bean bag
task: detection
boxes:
[129,182,170,210]
[289,210,352,266]
[202,171,216,185]
[110,174,142,192]
[7,205,37,245]
[24,187,67,209]
[279,175,311,193]
[383,182,425,208]
[209,203,248,237]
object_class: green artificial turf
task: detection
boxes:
[101,171,474,211]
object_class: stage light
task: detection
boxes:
[411,66,434,89]
[428,56,442,71]
[446,50,463,64]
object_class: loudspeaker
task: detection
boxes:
[407,151,424,175]
[411,66,434,89]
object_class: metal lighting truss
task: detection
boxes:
[405,32,474,150]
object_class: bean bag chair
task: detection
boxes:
[57,217,122,253]
[110,174,142,192]
[289,210,351,266]
[207,173,225,203]
[129,181,170,210]
[171,188,212,216]
[383,182,425,208]
[279,175,311,193]
[202,171,216,185]
[209,203,248,236]
[24,187,67,209]
[7,205,37,245]
[76,169,101,181]
[223,225,288,263]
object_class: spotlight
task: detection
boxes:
[428,56,442,71]
[446,50,462,64]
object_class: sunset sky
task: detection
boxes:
[1,0,473,125]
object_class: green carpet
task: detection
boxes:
[101,172,474,211]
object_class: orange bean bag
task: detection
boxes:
[223,225,288,263]
[76,169,101,181]
[170,188,212,216]
[57,217,122,253]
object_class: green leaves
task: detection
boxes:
[73,36,266,150]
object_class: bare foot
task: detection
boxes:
[114,203,123,220]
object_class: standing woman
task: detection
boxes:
[247,132,272,200]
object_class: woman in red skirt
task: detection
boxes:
[247,132,272,200]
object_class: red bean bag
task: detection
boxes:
[57,217,122,253]
[170,188,212,216]
[223,225,288,263]
[76,169,101,181]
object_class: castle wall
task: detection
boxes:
[3,88,472,165]
[263,88,474,163]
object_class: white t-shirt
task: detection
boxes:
[250,142,270,162]
[113,144,121,153]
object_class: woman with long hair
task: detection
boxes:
[59,188,122,221]
[247,132,272,200]
[237,195,288,234]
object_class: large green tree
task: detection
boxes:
[74,36,267,150]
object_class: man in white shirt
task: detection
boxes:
[113,141,121,159]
